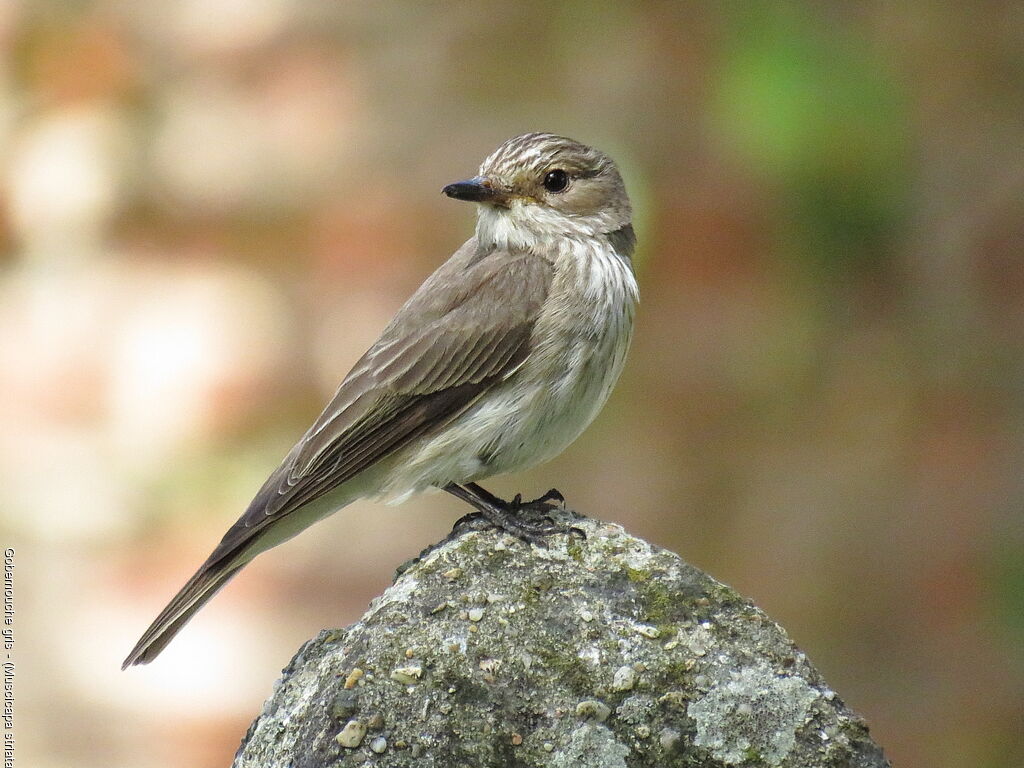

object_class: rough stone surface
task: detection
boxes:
[233,510,890,768]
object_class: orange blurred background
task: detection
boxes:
[2,3,1022,767]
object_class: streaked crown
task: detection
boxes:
[479,133,615,184]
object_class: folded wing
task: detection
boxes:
[123,242,553,667]
[251,243,553,525]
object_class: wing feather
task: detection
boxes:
[201,240,553,567]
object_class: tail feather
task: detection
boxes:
[123,465,362,669]
[122,561,244,669]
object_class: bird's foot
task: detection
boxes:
[445,484,584,547]
[511,488,586,539]
[517,488,585,520]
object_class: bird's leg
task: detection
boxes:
[443,483,501,534]
[443,483,577,546]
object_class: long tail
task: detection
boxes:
[123,451,364,668]
[121,559,245,669]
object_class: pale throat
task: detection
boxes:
[475,202,626,252]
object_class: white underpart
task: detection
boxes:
[378,201,638,503]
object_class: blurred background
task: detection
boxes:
[2,1,1022,766]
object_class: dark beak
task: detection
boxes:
[442,176,507,205]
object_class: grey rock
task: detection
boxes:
[233,511,889,767]
[612,665,637,692]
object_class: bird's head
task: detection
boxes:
[443,133,631,250]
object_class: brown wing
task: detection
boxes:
[215,240,553,557]
[123,241,553,668]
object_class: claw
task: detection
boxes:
[451,510,490,533]
[539,488,565,507]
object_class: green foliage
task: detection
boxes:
[712,3,909,270]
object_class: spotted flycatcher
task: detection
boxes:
[123,133,638,667]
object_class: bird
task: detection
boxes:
[123,132,638,668]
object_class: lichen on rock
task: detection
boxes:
[233,510,889,768]
[688,658,821,765]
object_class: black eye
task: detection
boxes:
[543,169,569,193]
